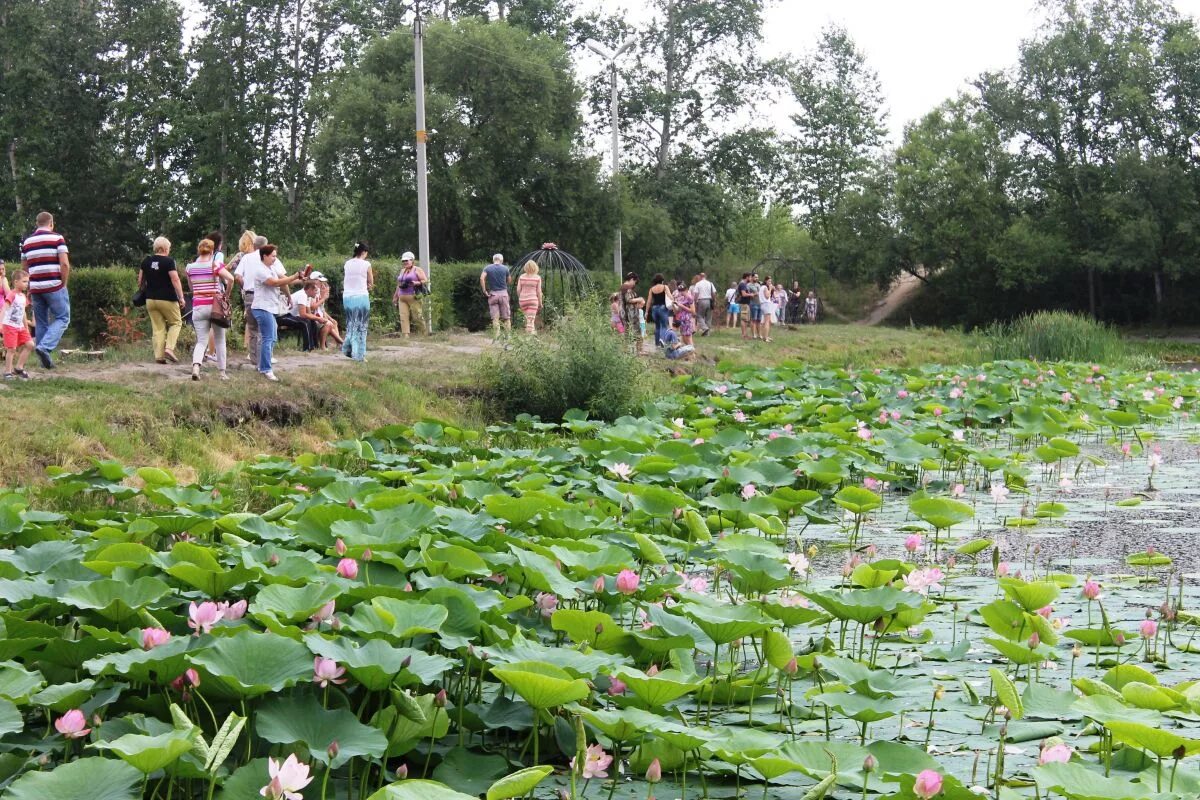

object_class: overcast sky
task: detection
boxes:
[580,0,1200,144]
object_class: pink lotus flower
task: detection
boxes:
[260,754,314,800]
[693,437,705,445]
[1036,604,1054,618]
[741,483,757,500]
[311,600,336,625]
[951,483,965,498]
[787,553,810,575]
[1038,743,1073,765]
[904,534,922,553]
[897,389,909,399]
[1082,580,1101,601]
[607,677,627,696]
[646,664,659,676]
[1061,392,1072,404]
[1028,633,1041,649]
[933,407,943,417]
[857,426,872,440]
[593,576,606,593]
[609,463,632,481]
[1148,451,1163,470]
[535,593,558,618]
[335,538,347,556]
[682,574,709,593]
[615,569,640,595]
[336,558,359,580]
[1140,619,1158,638]
[714,384,728,395]
[141,627,170,650]
[1121,442,1132,456]
[951,429,964,442]
[55,709,90,739]
[645,758,662,783]
[571,744,613,779]
[913,769,943,799]
[902,567,944,595]
[997,562,1010,577]
[313,657,346,688]
[171,668,201,696]
[188,601,224,635]
[864,477,881,491]
[733,410,747,423]
[220,599,248,621]
[949,387,963,399]
[990,483,1009,502]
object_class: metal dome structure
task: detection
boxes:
[510,243,596,315]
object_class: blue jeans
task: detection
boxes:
[651,305,670,347]
[32,287,70,352]
[342,295,370,360]
[251,309,278,373]
[749,303,763,323]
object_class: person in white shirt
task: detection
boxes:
[724,282,739,329]
[758,276,776,342]
[691,272,716,335]
[245,245,306,381]
[234,234,267,360]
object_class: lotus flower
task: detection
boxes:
[741,483,757,500]
[997,561,1010,577]
[535,592,558,618]
[55,709,90,739]
[141,627,170,650]
[313,657,346,688]
[857,426,872,440]
[913,769,943,799]
[951,483,965,498]
[645,758,662,783]
[607,677,627,696]
[904,534,922,554]
[593,576,606,593]
[903,567,944,595]
[864,477,881,491]
[1148,451,1163,470]
[260,754,313,800]
[990,483,1009,502]
[188,601,224,635]
[952,429,964,441]
[336,558,359,580]
[615,569,640,595]
[335,538,347,556]
[787,553,810,575]
[311,600,336,625]
[1038,743,1073,765]
[609,463,632,481]
[1082,580,1101,601]
[683,574,709,593]
[1140,619,1158,638]
[571,744,613,779]
[220,599,248,620]
[733,410,747,423]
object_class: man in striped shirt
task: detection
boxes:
[20,211,71,369]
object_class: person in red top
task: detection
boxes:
[20,211,71,369]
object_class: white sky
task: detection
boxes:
[582,0,1200,144]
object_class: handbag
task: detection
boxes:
[132,286,147,307]
[210,286,232,328]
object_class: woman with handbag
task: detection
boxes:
[184,238,235,381]
[137,236,186,364]
[393,251,428,337]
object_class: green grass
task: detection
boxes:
[698,323,975,369]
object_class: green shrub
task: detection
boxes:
[982,311,1127,363]
[69,267,139,345]
[479,302,649,422]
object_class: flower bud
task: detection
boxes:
[934,685,945,701]
[401,655,413,669]
[363,549,374,562]
[396,764,409,780]
[646,758,662,783]
[435,689,447,707]
[335,538,347,556]
[1028,633,1040,649]
[327,740,340,760]
[267,554,280,567]
[347,498,357,509]
[784,657,798,676]
[862,754,878,774]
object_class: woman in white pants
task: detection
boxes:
[184,238,235,380]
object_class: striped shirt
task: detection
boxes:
[186,259,219,307]
[20,229,68,294]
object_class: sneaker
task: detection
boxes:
[191,364,200,382]
[219,372,229,381]
[34,348,53,369]
[204,353,218,364]
[15,369,29,380]
[263,371,279,382]
[2,373,13,380]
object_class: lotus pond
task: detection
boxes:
[1,361,1200,800]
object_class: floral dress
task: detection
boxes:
[674,289,696,337]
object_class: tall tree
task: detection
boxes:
[787,25,887,249]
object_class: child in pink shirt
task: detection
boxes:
[1,268,35,379]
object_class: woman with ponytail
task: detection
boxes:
[341,242,374,361]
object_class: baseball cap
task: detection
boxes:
[401,251,415,261]
[310,271,327,282]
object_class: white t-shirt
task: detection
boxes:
[343,258,371,297]
[693,279,715,301]
[236,251,261,283]
[2,290,26,328]
[289,287,309,311]
[725,288,736,304]
[247,259,287,314]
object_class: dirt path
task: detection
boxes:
[858,270,924,326]
[8,333,490,386]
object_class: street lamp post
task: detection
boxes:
[586,39,634,279]
[414,1,433,333]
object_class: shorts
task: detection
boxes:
[749,303,763,322]
[487,290,511,320]
[3,325,30,349]
[728,303,740,314]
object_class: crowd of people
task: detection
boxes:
[0,211,553,382]
[613,269,820,361]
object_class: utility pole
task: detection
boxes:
[586,39,634,279]
[414,0,433,333]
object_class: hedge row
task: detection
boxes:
[66,260,621,345]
